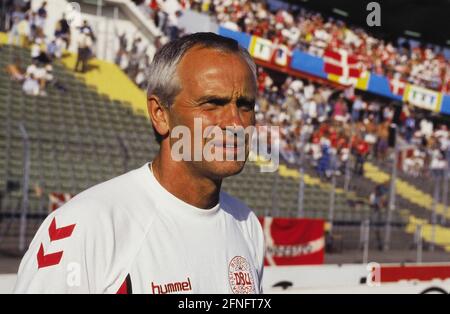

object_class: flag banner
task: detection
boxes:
[48,192,73,213]
[441,95,450,115]
[218,28,449,116]
[217,27,251,50]
[379,264,450,283]
[290,49,328,79]
[403,85,443,112]
[324,49,362,80]
[389,77,407,97]
[354,70,371,91]
[271,44,290,67]
[259,217,325,266]
[249,36,274,62]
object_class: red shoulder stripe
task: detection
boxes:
[116,275,133,294]
[48,217,76,242]
[37,244,63,269]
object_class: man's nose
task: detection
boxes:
[221,102,244,129]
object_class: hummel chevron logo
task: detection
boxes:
[37,243,63,269]
[36,217,76,269]
[48,217,76,241]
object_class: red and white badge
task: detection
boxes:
[228,256,255,294]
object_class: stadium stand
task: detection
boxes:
[0,41,156,250]
[0,0,449,262]
[0,40,412,254]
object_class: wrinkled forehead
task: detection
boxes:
[176,46,257,97]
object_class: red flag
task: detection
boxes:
[258,217,325,266]
[389,78,406,96]
[324,49,362,79]
[48,192,73,213]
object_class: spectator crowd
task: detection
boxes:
[131,0,449,180]
[3,0,97,96]
[254,67,449,180]
[138,0,450,93]
[3,0,448,180]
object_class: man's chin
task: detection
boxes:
[206,160,247,179]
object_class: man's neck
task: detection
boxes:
[151,154,221,210]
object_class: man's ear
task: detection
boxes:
[147,95,170,141]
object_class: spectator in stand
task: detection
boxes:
[430,149,446,179]
[375,121,389,161]
[370,183,388,250]
[8,7,22,46]
[351,95,364,122]
[22,73,40,96]
[37,1,48,19]
[46,37,64,60]
[34,1,47,38]
[5,57,25,82]
[18,12,32,47]
[114,32,154,88]
[30,37,51,64]
[78,20,96,42]
[316,137,331,178]
[333,96,348,123]
[354,137,369,176]
[404,113,416,144]
[74,28,93,73]
[114,31,130,68]
[55,13,71,49]
[25,60,45,95]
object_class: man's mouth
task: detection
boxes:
[210,139,246,153]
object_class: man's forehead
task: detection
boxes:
[177,46,256,96]
[178,46,253,78]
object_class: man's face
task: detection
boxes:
[167,46,256,180]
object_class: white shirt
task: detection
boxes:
[420,119,433,138]
[303,84,315,100]
[77,33,93,49]
[26,64,37,77]
[26,64,47,82]
[289,79,303,93]
[305,100,317,118]
[15,163,264,294]
[22,77,39,95]
[30,43,41,58]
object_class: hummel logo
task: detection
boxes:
[151,277,192,294]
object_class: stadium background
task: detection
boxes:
[0,0,449,293]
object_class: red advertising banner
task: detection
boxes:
[379,264,450,283]
[258,217,325,266]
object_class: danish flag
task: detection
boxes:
[37,217,76,269]
[389,78,407,96]
[324,49,362,79]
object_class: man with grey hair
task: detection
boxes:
[15,33,264,294]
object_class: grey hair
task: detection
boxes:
[146,32,257,108]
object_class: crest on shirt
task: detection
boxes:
[228,256,255,294]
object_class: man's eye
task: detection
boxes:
[238,100,255,111]
[207,99,228,106]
